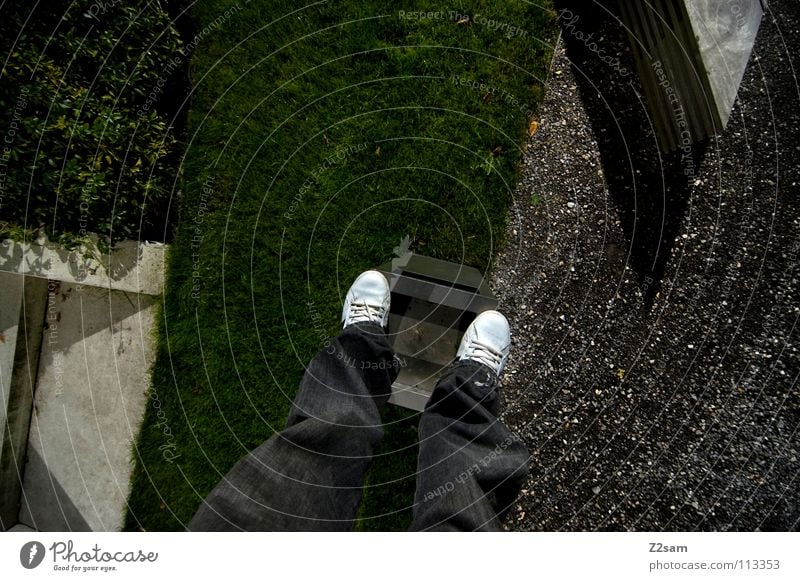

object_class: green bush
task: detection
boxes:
[0,0,184,251]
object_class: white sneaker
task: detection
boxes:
[456,310,511,376]
[341,270,391,328]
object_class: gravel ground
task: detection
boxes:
[492,1,799,531]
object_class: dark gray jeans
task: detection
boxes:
[189,323,529,531]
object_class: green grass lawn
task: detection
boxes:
[125,0,557,531]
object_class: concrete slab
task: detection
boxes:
[0,274,47,530]
[0,238,165,295]
[0,272,23,529]
[685,0,763,127]
[0,272,23,430]
[18,282,158,531]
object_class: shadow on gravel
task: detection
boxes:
[554,0,709,309]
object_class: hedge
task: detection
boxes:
[0,0,185,251]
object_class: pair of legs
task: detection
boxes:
[189,272,530,531]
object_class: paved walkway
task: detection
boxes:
[0,241,163,531]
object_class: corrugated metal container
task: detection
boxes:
[618,0,763,151]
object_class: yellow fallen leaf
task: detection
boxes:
[528,120,539,136]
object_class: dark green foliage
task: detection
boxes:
[0,0,183,250]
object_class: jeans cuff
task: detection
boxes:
[451,359,499,386]
[344,321,386,337]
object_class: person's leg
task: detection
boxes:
[189,272,396,531]
[410,312,530,531]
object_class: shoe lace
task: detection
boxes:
[348,300,385,324]
[467,339,503,371]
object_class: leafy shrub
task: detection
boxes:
[0,0,184,251]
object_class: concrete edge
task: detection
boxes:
[0,277,48,530]
[0,239,166,296]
